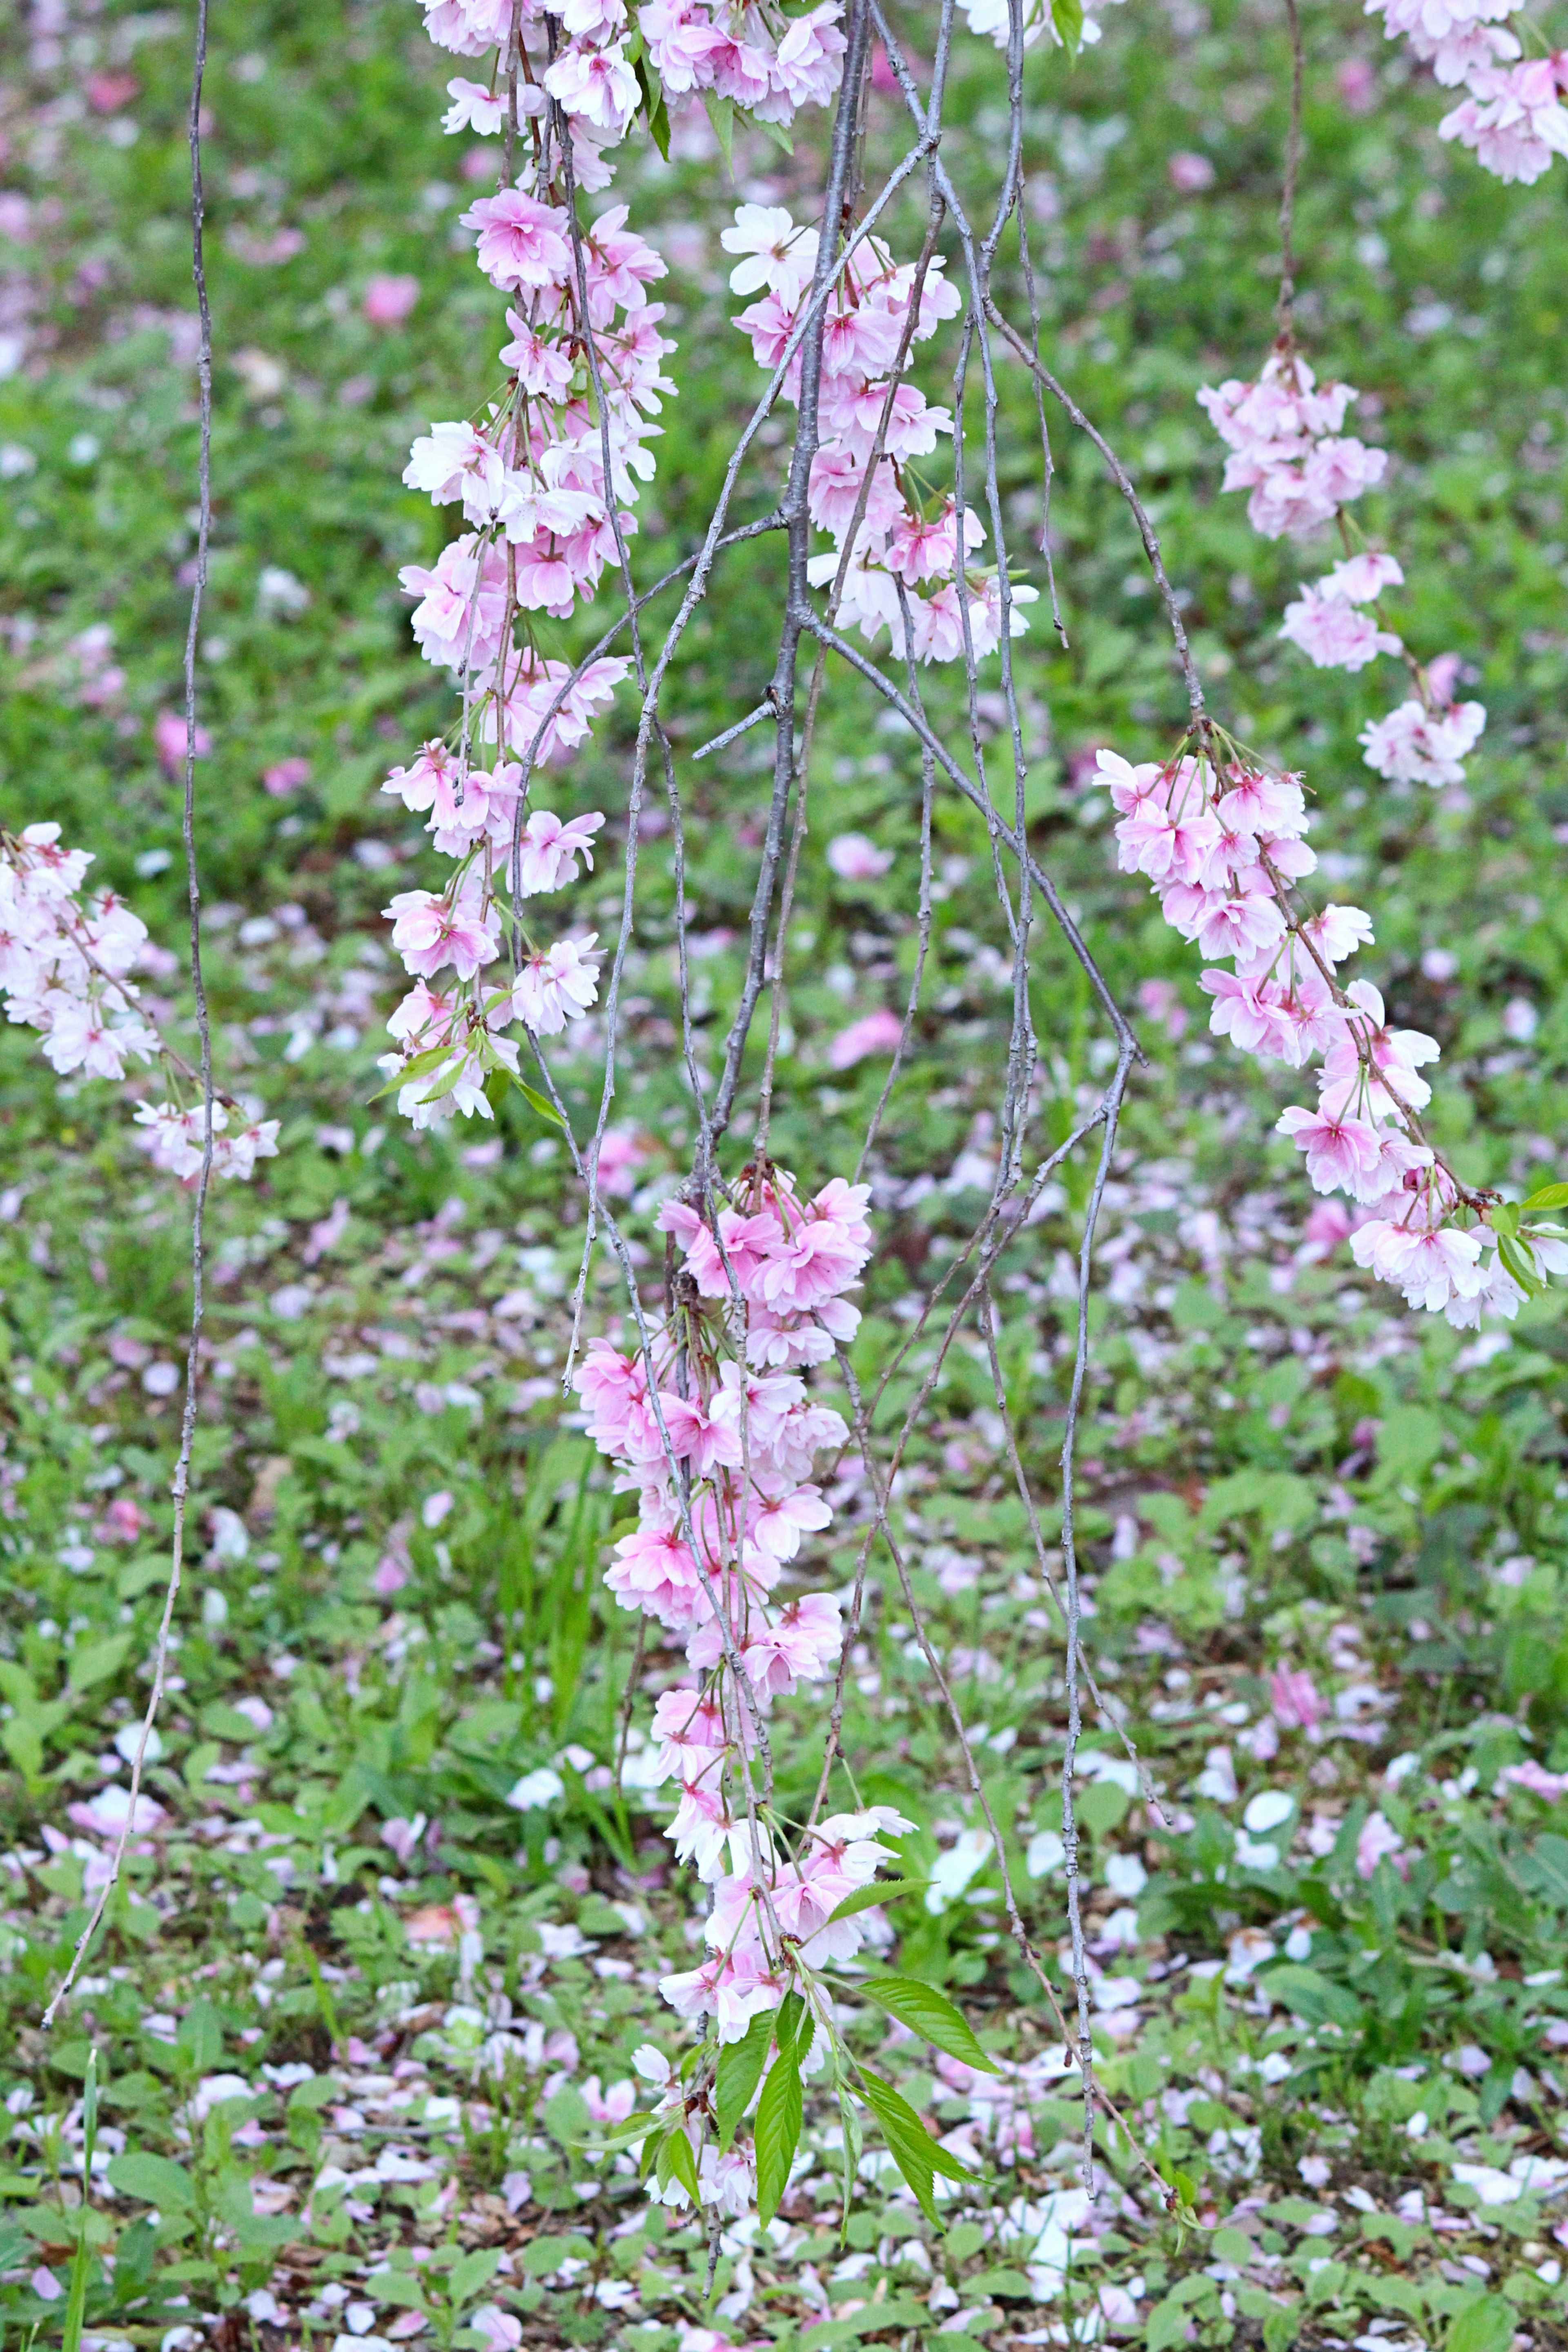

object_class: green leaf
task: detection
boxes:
[1051,0,1085,49]
[655,2119,701,2207]
[414,1056,472,1108]
[1489,1201,1519,1239]
[60,2050,97,2352]
[715,2009,773,2151]
[855,2071,976,2227]
[1263,2307,1302,2352]
[177,1997,223,2073]
[502,1067,566,1129]
[1077,1779,1131,1836]
[1523,1183,1568,1210]
[702,90,735,173]
[849,1975,999,2073]
[1257,1964,1363,2029]
[973,2267,1036,2298]
[482,1067,510,1116]
[1520,1833,1568,1907]
[571,2111,654,2154]
[632,51,670,160]
[449,2248,501,2305]
[1498,1233,1544,1295]
[740,103,793,156]
[543,2086,590,2147]
[367,1042,452,1102]
[824,1877,930,1927]
[286,2074,338,2113]
[754,2039,803,2225]
[1448,2295,1515,2352]
[836,2087,862,2222]
[107,2152,196,2210]
[775,1988,806,2063]
[201,1699,267,1743]
[67,1634,130,1694]
[1147,2296,1190,2352]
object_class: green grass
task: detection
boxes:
[1,0,1567,2345]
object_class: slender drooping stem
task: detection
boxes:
[1278,0,1305,339]
[45,0,218,2027]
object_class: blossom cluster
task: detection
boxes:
[571,1166,908,2195]
[1356,0,1568,187]
[381,3,853,1125]
[0,823,278,1183]
[1197,347,1487,792]
[1104,744,1565,1325]
[726,202,1039,662]
[958,0,1126,52]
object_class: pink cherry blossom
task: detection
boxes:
[1356,1810,1408,1878]
[1277,1105,1387,1196]
[364,273,419,324]
[460,188,572,291]
[512,934,600,1034]
[827,1008,904,1069]
[1359,696,1486,786]
[1279,584,1402,670]
[154,708,210,775]
[1439,56,1568,181]
[1270,1667,1326,1730]
[385,888,498,982]
[512,808,606,895]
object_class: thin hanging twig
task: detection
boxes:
[45,0,218,2028]
[1278,0,1306,339]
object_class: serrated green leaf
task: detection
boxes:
[504,1068,566,1129]
[414,1056,472,1108]
[367,1041,451,1101]
[571,2109,655,2154]
[775,1987,805,2062]
[1489,1200,1519,1238]
[658,2126,696,2211]
[703,90,735,173]
[1498,1233,1543,1294]
[741,104,793,156]
[754,2040,803,2225]
[836,2087,862,2225]
[849,1974,999,2073]
[716,2009,773,2152]
[1051,0,1085,50]
[632,51,670,160]
[1523,1183,1568,1210]
[824,1877,930,1927]
[856,2070,976,2227]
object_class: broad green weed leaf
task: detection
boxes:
[107,2152,196,2210]
[1448,2296,1514,2352]
[449,2247,501,2304]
